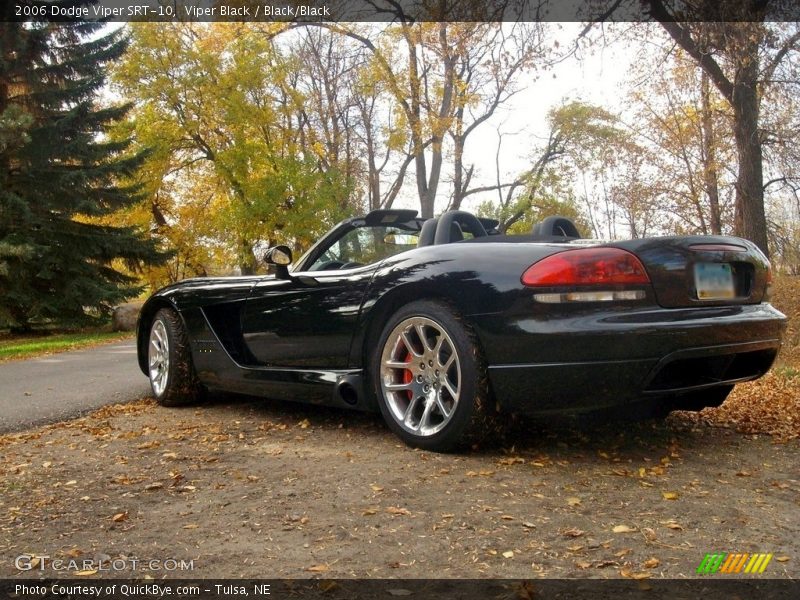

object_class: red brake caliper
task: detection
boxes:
[402,351,414,401]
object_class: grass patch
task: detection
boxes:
[774,365,800,379]
[0,331,133,362]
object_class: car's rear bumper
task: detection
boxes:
[471,303,786,414]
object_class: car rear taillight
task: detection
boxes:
[522,248,650,286]
[764,264,773,302]
[522,248,650,303]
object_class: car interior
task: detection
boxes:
[306,209,583,271]
[416,210,582,246]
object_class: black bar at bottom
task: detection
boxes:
[1,578,798,600]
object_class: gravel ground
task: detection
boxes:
[1,388,797,580]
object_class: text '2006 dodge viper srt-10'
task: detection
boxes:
[137,209,786,451]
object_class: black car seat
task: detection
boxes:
[531,216,582,240]
[417,217,439,247]
[433,211,487,245]
[448,221,464,242]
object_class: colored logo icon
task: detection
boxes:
[697,553,773,574]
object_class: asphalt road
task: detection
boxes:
[0,341,151,433]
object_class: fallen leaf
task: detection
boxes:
[111,512,128,522]
[567,544,584,552]
[613,525,637,533]
[661,491,679,500]
[522,521,536,529]
[298,419,311,429]
[144,482,163,491]
[65,480,77,486]
[501,515,515,520]
[621,568,652,580]
[370,484,384,492]
[497,457,525,465]
[567,497,581,506]
[643,558,660,569]
[562,527,585,538]
[502,550,514,558]
[306,564,329,572]
[776,556,790,562]
[182,524,198,529]
[575,561,592,569]
[74,569,97,577]
[362,508,378,516]
[386,506,411,516]
[661,520,683,530]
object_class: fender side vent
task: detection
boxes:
[202,304,250,364]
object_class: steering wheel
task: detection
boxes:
[311,260,346,271]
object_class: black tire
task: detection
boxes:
[372,300,495,452]
[147,308,205,406]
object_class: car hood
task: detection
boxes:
[150,275,268,310]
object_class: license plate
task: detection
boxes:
[694,263,735,300]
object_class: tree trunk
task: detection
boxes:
[239,238,258,275]
[700,72,722,235]
[362,108,381,211]
[451,132,465,211]
[731,55,769,257]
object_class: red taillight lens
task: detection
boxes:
[522,248,650,287]
[764,264,773,301]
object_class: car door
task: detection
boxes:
[240,266,376,369]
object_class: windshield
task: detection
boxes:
[307,225,420,271]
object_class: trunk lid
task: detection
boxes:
[610,236,770,308]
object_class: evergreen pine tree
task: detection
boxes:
[0,3,166,330]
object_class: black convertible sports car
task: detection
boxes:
[137,209,786,451]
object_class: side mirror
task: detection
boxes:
[264,245,293,279]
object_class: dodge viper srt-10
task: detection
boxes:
[137,209,786,451]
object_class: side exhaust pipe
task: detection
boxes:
[334,373,363,407]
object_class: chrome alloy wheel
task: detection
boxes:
[148,319,170,396]
[380,316,461,437]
